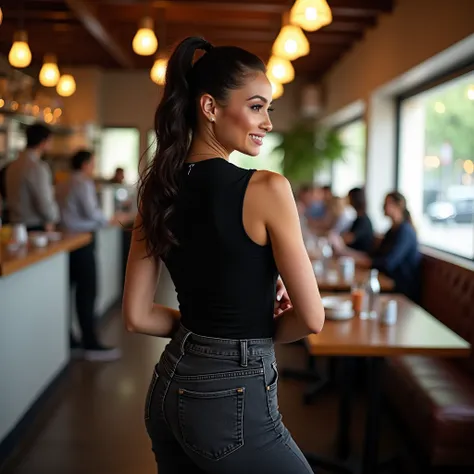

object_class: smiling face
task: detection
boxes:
[201,71,273,156]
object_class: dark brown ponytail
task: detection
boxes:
[137,37,266,260]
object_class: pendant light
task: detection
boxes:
[270,79,284,100]
[9,31,32,68]
[0,7,3,26]
[39,54,60,87]
[56,74,76,97]
[272,13,309,62]
[290,0,333,32]
[149,9,167,86]
[133,17,158,56]
[267,56,295,85]
[150,58,167,85]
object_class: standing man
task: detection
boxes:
[58,149,125,361]
[6,123,59,231]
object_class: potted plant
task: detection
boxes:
[272,120,346,185]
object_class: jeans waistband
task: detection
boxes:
[171,324,274,368]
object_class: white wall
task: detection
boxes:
[0,254,68,442]
[323,0,474,116]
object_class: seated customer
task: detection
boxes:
[58,150,124,361]
[297,184,325,219]
[341,187,374,253]
[332,191,421,302]
[310,196,353,235]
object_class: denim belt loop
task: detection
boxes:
[180,330,192,355]
[240,340,248,367]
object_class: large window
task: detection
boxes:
[398,71,474,259]
[99,127,140,184]
[333,119,366,197]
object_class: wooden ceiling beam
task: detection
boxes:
[2,10,76,22]
[64,0,135,68]
[162,30,361,46]
[99,0,393,15]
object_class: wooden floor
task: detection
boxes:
[0,311,418,474]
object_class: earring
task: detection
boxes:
[210,117,215,123]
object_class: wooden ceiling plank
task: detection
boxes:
[99,0,393,15]
[64,0,135,68]
[3,10,76,22]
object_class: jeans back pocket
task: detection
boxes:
[178,387,245,461]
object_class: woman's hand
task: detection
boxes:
[274,277,292,316]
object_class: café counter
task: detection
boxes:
[0,233,91,445]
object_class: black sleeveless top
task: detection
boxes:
[163,158,278,339]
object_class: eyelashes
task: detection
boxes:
[251,104,275,113]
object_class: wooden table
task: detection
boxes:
[308,294,469,357]
[313,259,394,293]
[303,293,470,474]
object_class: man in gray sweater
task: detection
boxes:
[6,123,59,231]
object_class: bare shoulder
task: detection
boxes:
[250,170,293,201]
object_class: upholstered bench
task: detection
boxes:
[384,251,474,467]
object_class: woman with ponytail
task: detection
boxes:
[332,190,421,301]
[122,37,324,473]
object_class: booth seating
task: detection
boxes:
[384,251,474,467]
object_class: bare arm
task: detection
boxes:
[260,173,325,342]
[122,213,180,337]
[331,233,372,267]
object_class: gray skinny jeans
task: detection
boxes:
[144,325,314,473]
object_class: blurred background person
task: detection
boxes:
[58,149,126,361]
[332,191,421,301]
[110,167,125,185]
[310,195,354,235]
[5,123,59,232]
[339,187,374,253]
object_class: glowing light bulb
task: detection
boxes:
[269,79,284,100]
[272,25,309,61]
[39,55,60,87]
[306,7,318,20]
[150,58,168,85]
[56,74,76,97]
[285,39,298,55]
[9,31,32,68]
[132,17,158,56]
[290,0,333,32]
[267,56,295,84]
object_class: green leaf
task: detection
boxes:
[271,120,346,185]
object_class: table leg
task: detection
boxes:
[361,357,383,474]
[336,357,356,460]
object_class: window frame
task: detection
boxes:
[395,60,474,261]
[331,116,367,194]
[99,125,141,183]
